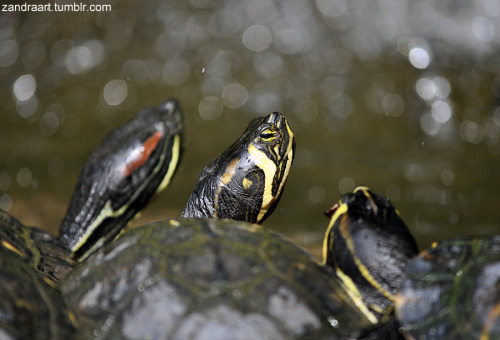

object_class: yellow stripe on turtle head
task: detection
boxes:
[322,201,348,264]
[155,133,182,194]
[247,143,277,222]
[353,186,378,215]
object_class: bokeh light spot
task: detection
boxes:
[440,169,455,186]
[16,168,32,188]
[315,0,347,18]
[13,74,36,102]
[103,80,128,106]
[306,185,326,205]
[382,93,405,117]
[242,25,272,52]
[199,96,223,120]
[409,47,430,69]
[431,100,453,123]
[65,40,105,74]
[471,17,494,42]
[222,83,248,109]
[253,52,283,78]
[338,177,355,193]
[0,194,12,212]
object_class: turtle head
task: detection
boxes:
[181,112,295,224]
[59,99,184,262]
[323,186,418,319]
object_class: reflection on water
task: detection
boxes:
[1,0,499,253]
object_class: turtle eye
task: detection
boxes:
[259,128,279,143]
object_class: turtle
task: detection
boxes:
[1,98,184,283]
[61,218,368,340]
[0,99,184,338]
[395,236,500,340]
[181,112,295,224]
[59,98,184,263]
[322,186,420,339]
[325,187,500,340]
[60,183,419,339]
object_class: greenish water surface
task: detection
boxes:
[1,0,499,256]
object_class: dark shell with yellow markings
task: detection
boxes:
[0,210,74,283]
[61,219,376,340]
[395,236,500,340]
[0,212,75,339]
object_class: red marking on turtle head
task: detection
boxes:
[122,130,163,177]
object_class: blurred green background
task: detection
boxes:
[1,0,499,256]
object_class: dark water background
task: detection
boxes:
[1,0,499,256]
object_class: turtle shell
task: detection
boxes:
[0,210,74,283]
[395,236,500,339]
[61,218,375,339]
[0,245,76,339]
